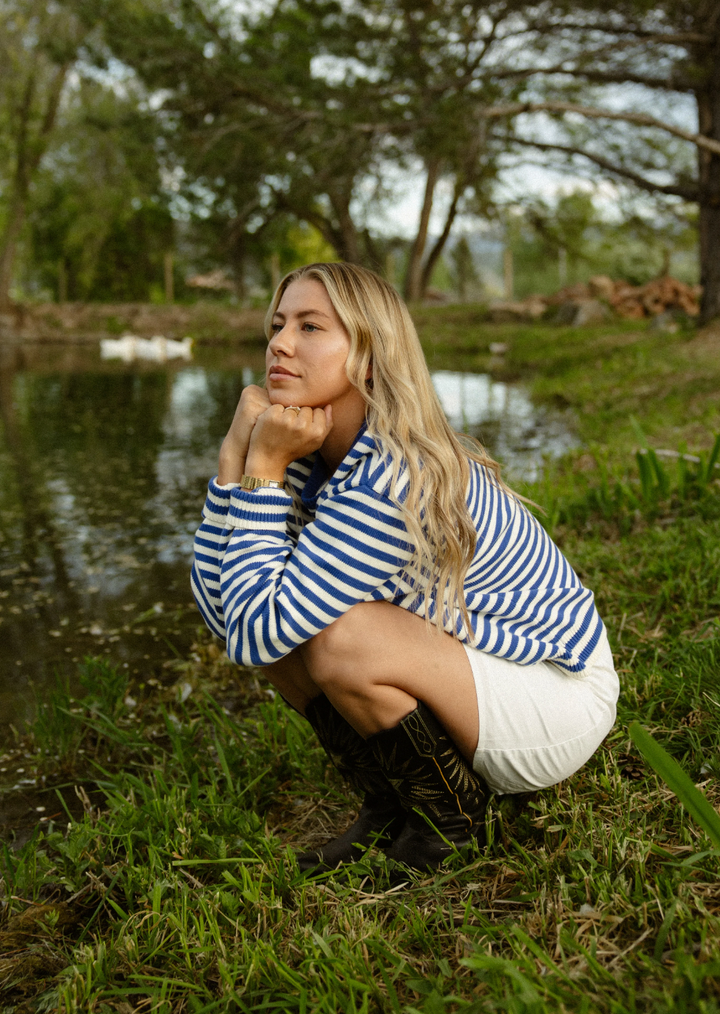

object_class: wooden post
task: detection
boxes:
[503,247,514,300]
[270,252,280,291]
[164,252,174,303]
[57,260,67,303]
[385,250,395,286]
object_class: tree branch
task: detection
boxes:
[482,101,720,156]
[508,136,699,201]
[526,20,711,46]
[491,63,693,93]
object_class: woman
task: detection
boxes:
[191,262,619,873]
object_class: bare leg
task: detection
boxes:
[261,602,483,871]
[263,649,320,715]
[275,601,478,763]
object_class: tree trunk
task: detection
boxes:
[0,195,26,309]
[696,44,720,325]
[0,59,69,308]
[404,158,442,301]
[328,190,361,263]
[420,178,462,297]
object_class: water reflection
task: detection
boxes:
[431,371,576,482]
[0,346,575,736]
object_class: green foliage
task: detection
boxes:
[26,77,172,301]
[629,723,720,850]
[540,435,720,536]
[507,190,699,299]
[1,0,708,305]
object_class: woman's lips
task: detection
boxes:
[268,366,297,379]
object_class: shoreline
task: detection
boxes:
[0,300,267,344]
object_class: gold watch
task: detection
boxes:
[240,474,285,491]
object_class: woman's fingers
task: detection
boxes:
[246,403,333,475]
[238,384,272,424]
[258,403,332,445]
[218,385,272,483]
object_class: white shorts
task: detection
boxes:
[464,629,619,795]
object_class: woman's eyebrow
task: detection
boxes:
[272,308,330,321]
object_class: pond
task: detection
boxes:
[0,343,576,739]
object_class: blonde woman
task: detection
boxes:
[191,262,618,873]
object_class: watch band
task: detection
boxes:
[240,474,285,491]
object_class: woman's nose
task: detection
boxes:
[268,326,294,355]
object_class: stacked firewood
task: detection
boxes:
[547,275,701,319]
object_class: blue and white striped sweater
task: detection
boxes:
[191,427,603,671]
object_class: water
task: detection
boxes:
[431,371,576,481]
[0,344,575,737]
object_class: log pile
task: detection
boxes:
[547,274,701,319]
[488,274,701,324]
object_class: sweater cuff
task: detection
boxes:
[227,486,293,532]
[202,476,241,524]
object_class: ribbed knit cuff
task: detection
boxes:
[202,476,241,525]
[227,486,293,532]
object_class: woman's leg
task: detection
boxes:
[262,601,486,871]
[263,601,478,762]
[262,649,321,714]
[299,600,478,763]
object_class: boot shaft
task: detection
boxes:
[370,701,488,833]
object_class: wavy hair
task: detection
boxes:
[265,261,517,636]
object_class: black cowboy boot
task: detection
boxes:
[297,694,406,872]
[369,700,489,870]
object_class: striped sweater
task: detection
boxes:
[191,426,603,672]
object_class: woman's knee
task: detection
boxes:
[302,606,372,692]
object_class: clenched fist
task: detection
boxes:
[217,385,272,484]
[245,404,333,482]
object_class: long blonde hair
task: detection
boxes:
[265,261,514,636]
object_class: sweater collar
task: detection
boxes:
[300,421,372,510]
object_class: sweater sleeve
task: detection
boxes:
[191,477,244,640]
[204,481,414,666]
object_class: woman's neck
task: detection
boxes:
[319,395,367,474]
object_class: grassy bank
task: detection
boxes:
[413,308,720,456]
[1,302,266,344]
[1,317,720,1012]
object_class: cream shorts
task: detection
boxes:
[464,628,619,795]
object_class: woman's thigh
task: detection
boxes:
[301,601,479,761]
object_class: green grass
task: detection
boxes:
[2,316,720,1012]
[414,307,720,456]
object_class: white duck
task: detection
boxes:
[100,334,193,363]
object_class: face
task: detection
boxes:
[266,277,364,415]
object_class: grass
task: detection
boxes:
[413,307,720,456]
[2,315,720,1012]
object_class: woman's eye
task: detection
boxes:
[303,322,318,332]
[270,323,282,333]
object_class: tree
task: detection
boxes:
[474,1,720,321]
[28,78,171,301]
[67,0,531,298]
[69,0,356,292]
[0,0,85,306]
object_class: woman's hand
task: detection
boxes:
[218,385,272,484]
[245,404,333,481]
